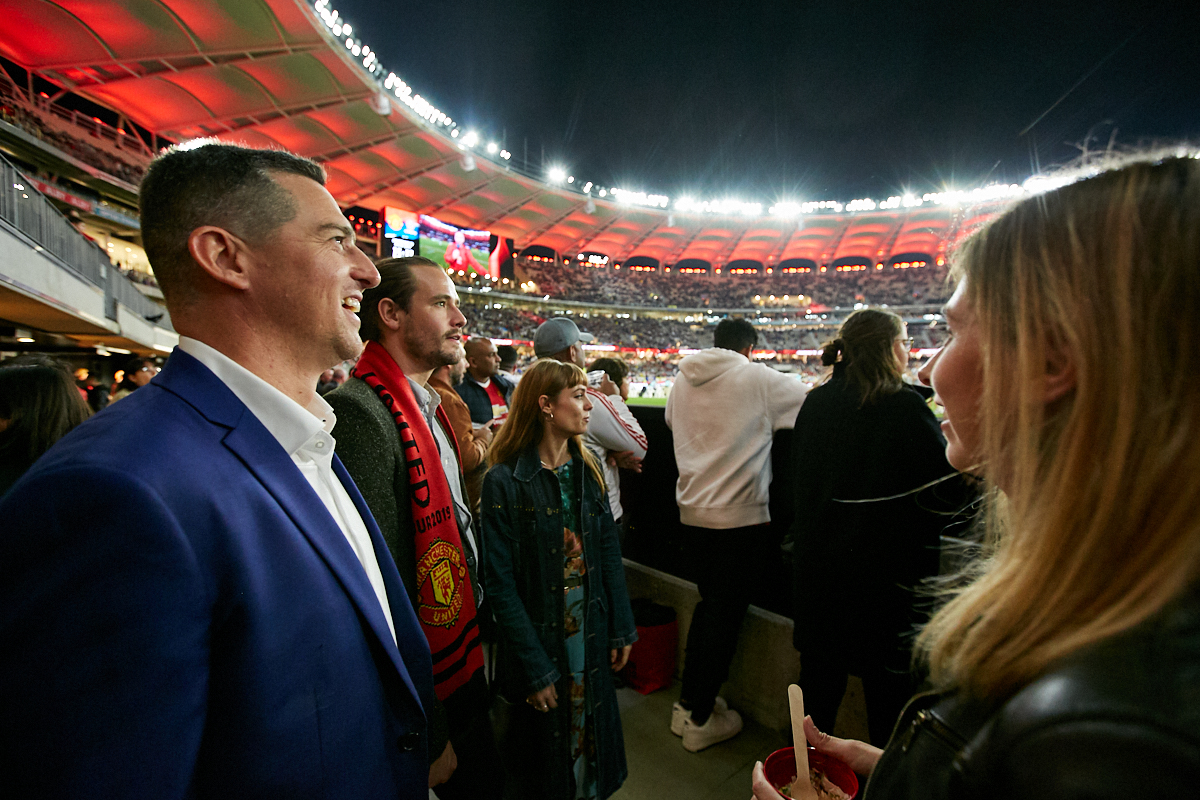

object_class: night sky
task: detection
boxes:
[334,0,1198,202]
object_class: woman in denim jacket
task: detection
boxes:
[482,359,638,799]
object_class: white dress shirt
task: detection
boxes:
[407,378,479,568]
[177,337,396,644]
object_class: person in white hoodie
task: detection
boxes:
[665,318,807,752]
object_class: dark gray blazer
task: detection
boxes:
[326,376,483,761]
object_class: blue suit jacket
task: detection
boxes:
[0,350,436,798]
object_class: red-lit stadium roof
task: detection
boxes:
[0,0,992,265]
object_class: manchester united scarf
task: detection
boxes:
[353,340,483,700]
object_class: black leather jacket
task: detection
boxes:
[865,589,1200,798]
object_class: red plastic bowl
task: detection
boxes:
[763,746,859,798]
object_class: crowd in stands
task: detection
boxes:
[510,256,952,309]
[0,88,147,185]
[117,265,160,288]
[459,298,949,355]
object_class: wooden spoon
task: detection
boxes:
[787,684,818,799]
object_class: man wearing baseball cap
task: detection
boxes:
[531,315,647,535]
[532,317,593,365]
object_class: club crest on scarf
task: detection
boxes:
[417,538,466,627]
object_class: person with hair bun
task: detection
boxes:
[789,309,972,748]
[482,358,637,800]
[755,155,1200,798]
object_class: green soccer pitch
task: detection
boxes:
[625,396,668,407]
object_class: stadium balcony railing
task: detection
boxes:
[0,83,148,190]
[0,152,171,331]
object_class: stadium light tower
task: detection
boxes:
[547,166,567,183]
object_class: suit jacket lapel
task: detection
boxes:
[333,454,431,711]
[222,421,413,668]
[157,350,421,703]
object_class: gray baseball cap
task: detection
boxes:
[533,317,594,358]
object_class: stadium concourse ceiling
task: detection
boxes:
[0,0,973,266]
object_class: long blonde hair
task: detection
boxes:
[916,155,1200,697]
[487,359,606,491]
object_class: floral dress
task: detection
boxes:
[554,461,597,799]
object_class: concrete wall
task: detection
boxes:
[624,559,869,740]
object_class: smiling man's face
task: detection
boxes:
[396,265,468,372]
[246,172,379,372]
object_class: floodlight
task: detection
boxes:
[487,142,498,154]
[462,130,479,147]
[548,166,567,183]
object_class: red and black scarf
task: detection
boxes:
[353,341,483,701]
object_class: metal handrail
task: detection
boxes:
[0,153,172,331]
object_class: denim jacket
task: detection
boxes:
[481,440,637,799]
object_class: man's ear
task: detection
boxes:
[376,296,405,332]
[188,226,252,290]
[1044,338,1077,404]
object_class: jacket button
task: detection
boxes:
[550,547,558,554]
[546,508,552,515]
[397,732,421,752]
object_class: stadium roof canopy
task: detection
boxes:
[0,0,981,266]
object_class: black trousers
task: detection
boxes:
[799,654,917,748]
[679,522,773,724]
[432,708,504,800]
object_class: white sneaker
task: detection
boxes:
[670,696,729,736]
[681,705,743,752]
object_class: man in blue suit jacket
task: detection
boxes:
[0,144,436,797]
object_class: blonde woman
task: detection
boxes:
[482,359,637,799]
[754,155,1200,797]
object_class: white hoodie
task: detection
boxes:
[665,348,807,529]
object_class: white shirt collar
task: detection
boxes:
[407,377,441,417]
[177,337,335,457]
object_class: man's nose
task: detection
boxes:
[352,249,380,289]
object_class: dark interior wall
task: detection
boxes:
[620,405,796,617]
